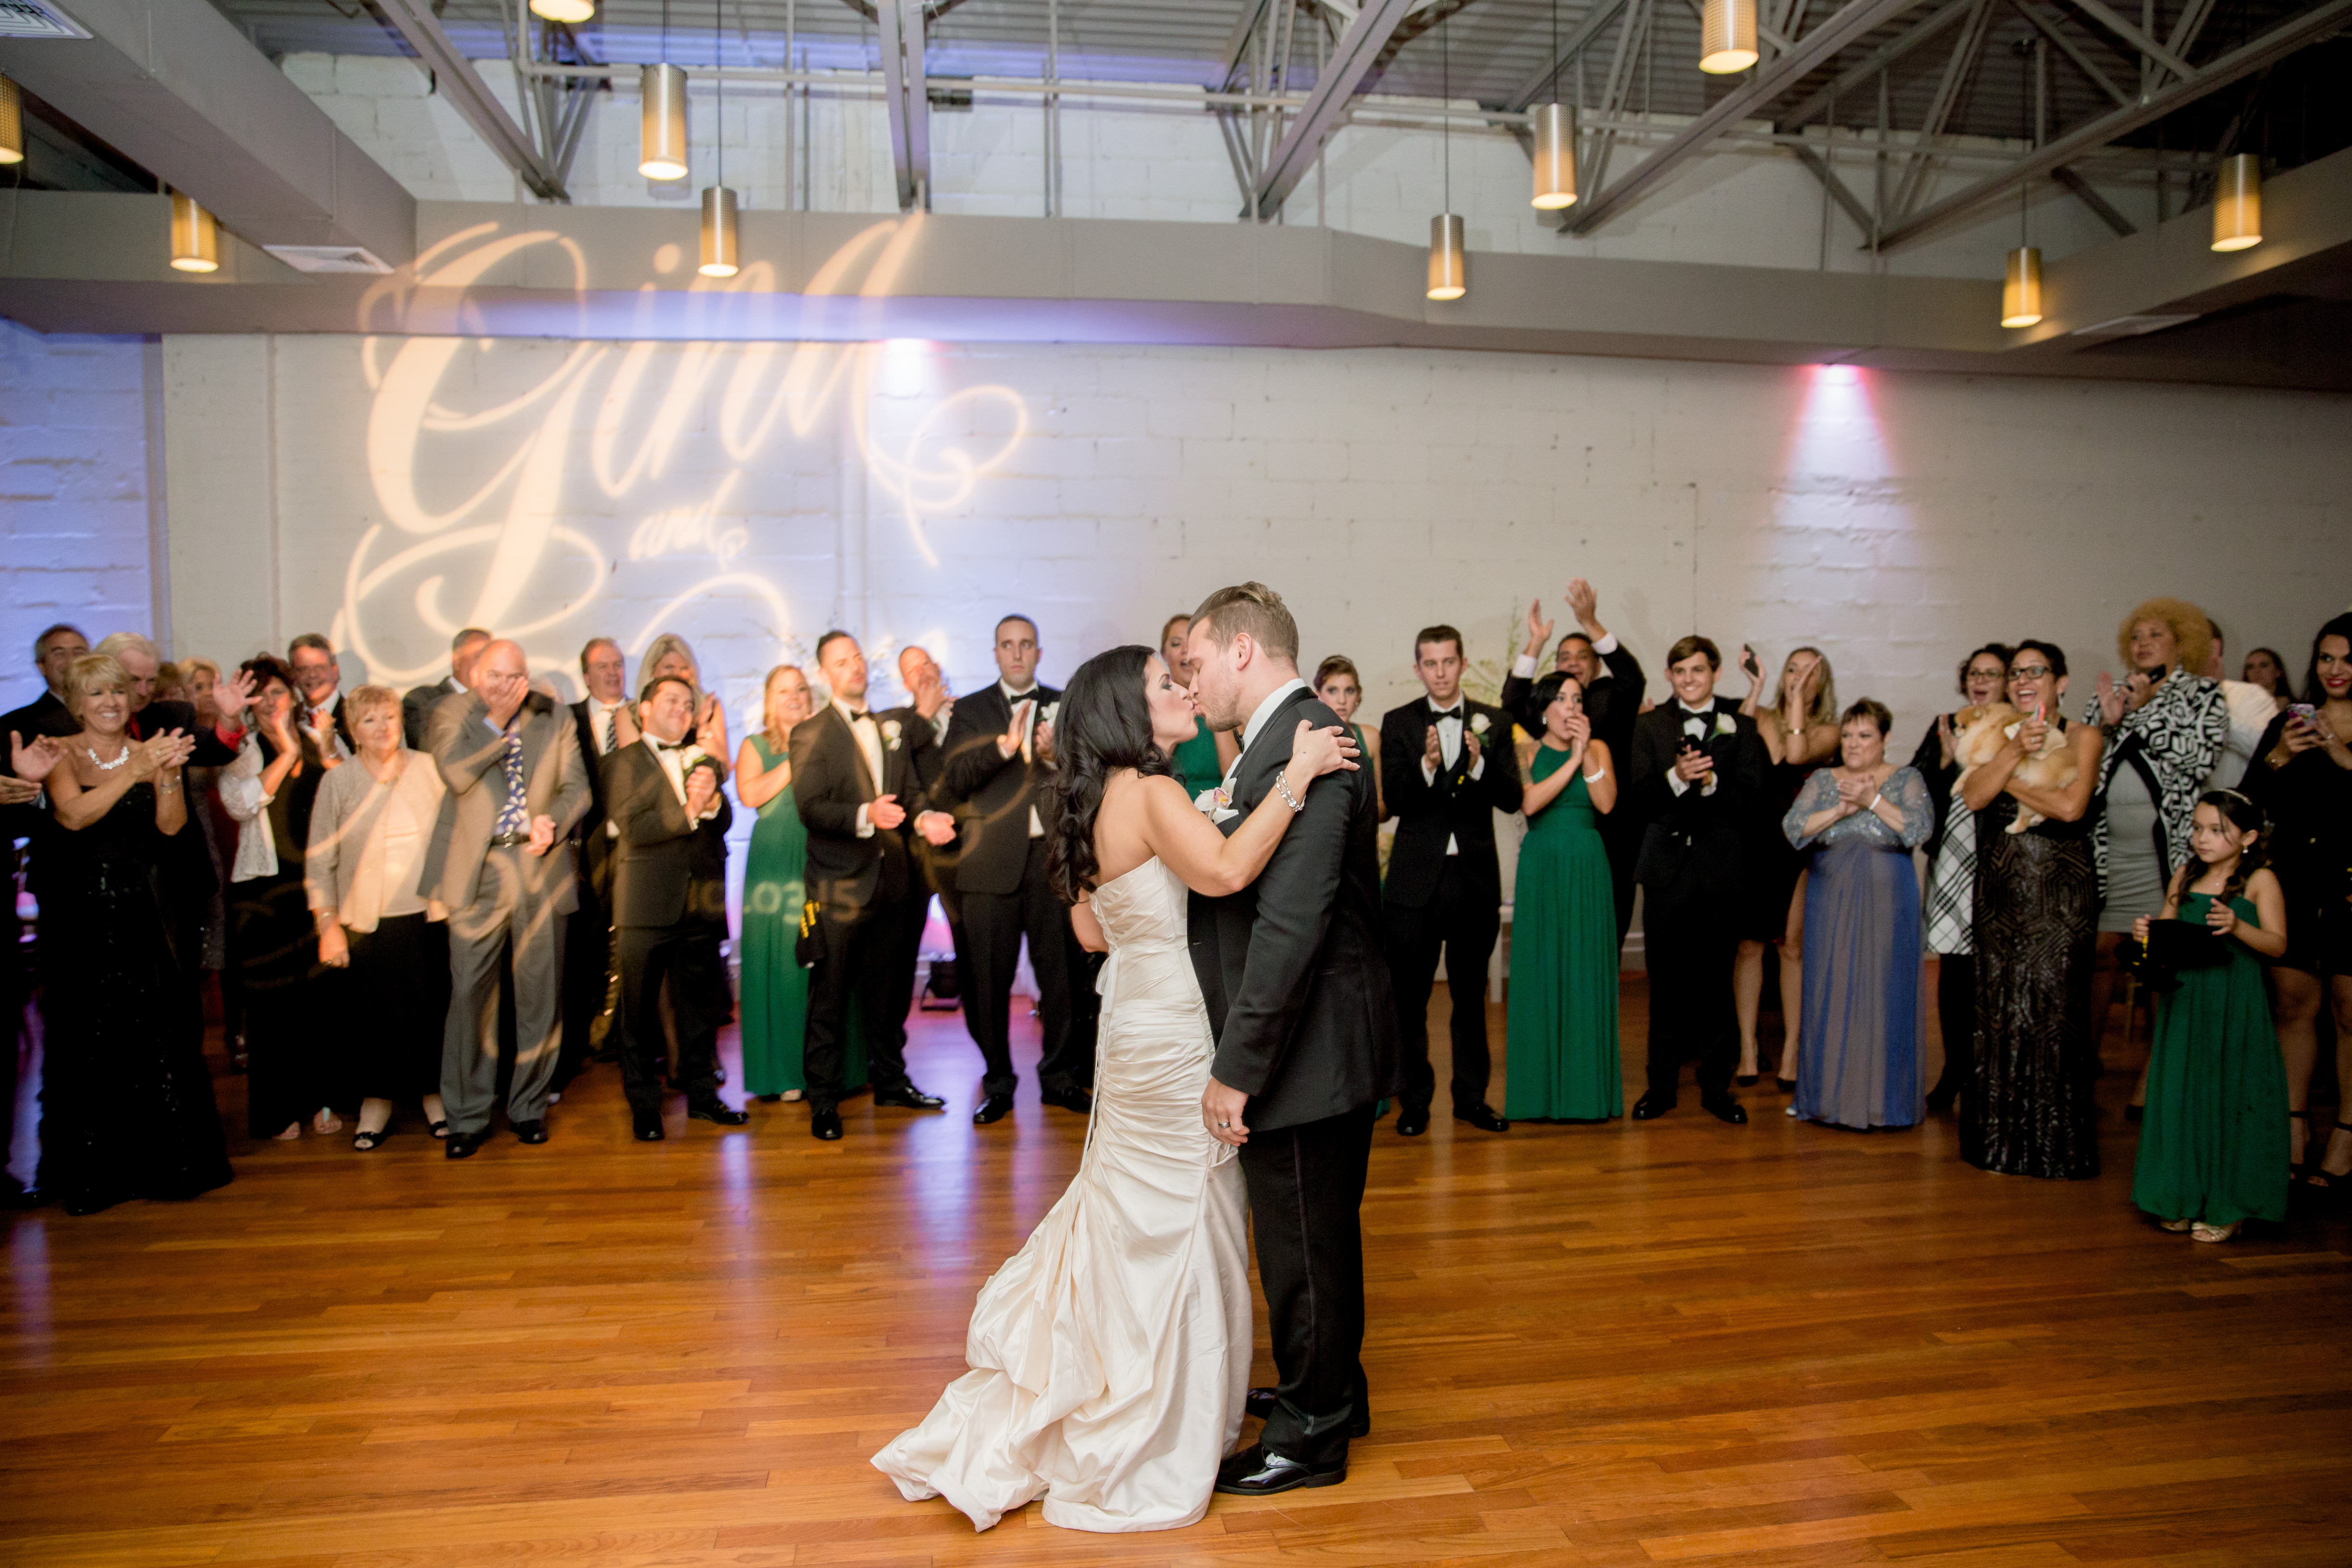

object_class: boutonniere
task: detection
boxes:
[1200,782,1241,824]
[677,743,708,770]
[881,717,903,750]
[1714,714,1736,737]
[1470,712,1491,737]
[1041,701,1062,728]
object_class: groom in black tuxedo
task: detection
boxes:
[792,631,958,1141]
[1379,624,1522,1136]
[1185,583,1400,1498]
[937,615,1092,1125]
[1625,635,1765,1124]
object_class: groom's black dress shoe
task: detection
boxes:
[1395,1109,1430,1137]
[872,1084,945,1111]
[1244,1388,1372,1438]
[1630,1092,1674,1120]
[1455,1103,1509,1134]
[1701,1093,1749,1126]
[689,1100,750,1126]
[972,1092,1015,1125]
[632,1111,666,1142]
[1213,1445,1348,1496]
[810,1105,844,1141]
[1040,1085,1093,1115]
[510,1118,549,1144]
[443,1129,488,1159]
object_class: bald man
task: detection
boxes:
[419,638,592,1156]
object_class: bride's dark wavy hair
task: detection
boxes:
[1044,644,1171,904]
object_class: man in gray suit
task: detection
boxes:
[420,638,591,1157]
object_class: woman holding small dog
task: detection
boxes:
[1913,645,2014,1115]
[1961,641,2106,1180]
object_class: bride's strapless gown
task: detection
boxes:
[872,857,1250,1532]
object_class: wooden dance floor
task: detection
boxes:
[6,970,2350,1568]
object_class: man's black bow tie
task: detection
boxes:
[652,739,684,751]
[1431,706,1464,722]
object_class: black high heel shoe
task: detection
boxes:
[1736,1073,1760,1088]
[2287,1109,2312,1183]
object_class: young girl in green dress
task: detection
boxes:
[2131,791,2290,1242]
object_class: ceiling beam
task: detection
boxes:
[1566,0,1930,236]
[2051,164,2135,235]
[1501,0,1629,110]
[1250,0,1421,218]
[374,0,566,200]
[1875,0,2352,250]
[2008,0,2130,105]
[1218,0,1281,91]
[2058,0,2194,80]
[876,0,930,212]
[1776,0,1972,127]
[1792,144,1875,232]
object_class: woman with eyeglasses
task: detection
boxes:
[1960,641,2106,1179]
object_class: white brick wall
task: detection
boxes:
[0,319,158,712]
[275,52,2144,280]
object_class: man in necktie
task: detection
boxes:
[937,615,1094,1127]
[1377,625,1523,1137]
[288,633,354,753]
[790,632,957,1141]
[558,636,631,1088]
[419,639,592,1157]
[1623,635,1766,1124]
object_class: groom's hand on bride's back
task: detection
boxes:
[1203,1077,1250,1146]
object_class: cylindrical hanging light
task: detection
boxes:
[1700,0,1760,74]
[529,0,596,19]
[2001,246,2042,328]
[2211,153,2262,252]
[640,62,690,180]
[1427,213,1468,301]
[0,74,24,167]
[699,186,739,275]
[1531,102,1578,210]
[169,191,220,273]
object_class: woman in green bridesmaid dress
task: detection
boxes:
[1314,655,1384,824]
[1505,676,1621,1122]
[735,664,864,1100]
[2131,791,2290,1242]
[1162,613,1234,801]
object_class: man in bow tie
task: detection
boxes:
[791,631,957,1141]
[1378,625,1522,1137]
[1625,636,1766,1124]
[937,615,1094,1126]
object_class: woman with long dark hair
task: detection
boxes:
[874,643,1357,1534]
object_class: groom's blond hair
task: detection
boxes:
[1190,582,1298,664]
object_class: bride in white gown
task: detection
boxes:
[872,644,1359,1532]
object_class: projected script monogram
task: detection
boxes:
[331,217,1028,689]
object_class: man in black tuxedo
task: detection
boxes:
[936,615,1092,1126]
[791,631,958,1142]
[405,627,491,750]
[1185,582,1400,1497]
[556,635,632,1088]
[1500,580,1648,944]
[288,634,355,752]
[1625,635,1765,1124]
[0,624,89,746]
[1378,624,1521,1137]
[893,644,971,1031]
[604,673,750,1140]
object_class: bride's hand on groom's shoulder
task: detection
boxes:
[1288,721,1360,783]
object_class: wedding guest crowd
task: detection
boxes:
[5,582,2343,1247]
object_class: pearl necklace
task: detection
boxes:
[86,741,132,772]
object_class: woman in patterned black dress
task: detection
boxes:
[1961,640,2107,1180]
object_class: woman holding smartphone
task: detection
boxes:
[2242,613,2352,1194]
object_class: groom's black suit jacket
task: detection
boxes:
[1187,685,1400,1132]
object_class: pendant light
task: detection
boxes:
[1427,15,1467,301]
[1699,0,1759,74]
[169,190,220,273]
[1530,0,1577,209]
[2210,153,2262,251]
[529,0,595,20]
[2001,246,2042,328]
[698,0,739,276]
[640,1,689,181]
[0,74,23,167]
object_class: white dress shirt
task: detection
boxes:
[1667,701,1722,797]
[2209,677,2280,792]
[1218,679,1313,809]
[1419,693,1487,855]
[644,733,721,823]
[831,699,888,838]
[1003,681,1047,837]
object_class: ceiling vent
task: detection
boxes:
[0,0,90,38]
[2070,313,2201,340]
[263,244,396,275]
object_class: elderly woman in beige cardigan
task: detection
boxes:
[305,685,452,1150]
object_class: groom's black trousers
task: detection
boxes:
[1239,1102,1376,1467]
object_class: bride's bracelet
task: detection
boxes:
[1273,769,1305,813]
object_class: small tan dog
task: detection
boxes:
[1954,702,2081,833]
